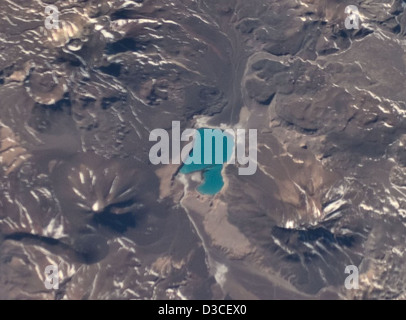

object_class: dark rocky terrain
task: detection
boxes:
[1,0,406,299]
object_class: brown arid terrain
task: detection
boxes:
[1,0,406,299]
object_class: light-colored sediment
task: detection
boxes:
[181,189,254,260]
[155,164,181,200]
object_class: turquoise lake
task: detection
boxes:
[179,128,234,195]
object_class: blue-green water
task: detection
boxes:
[179,128,234,195]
